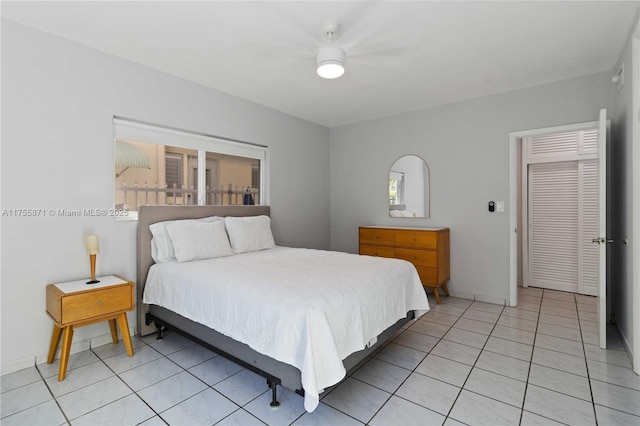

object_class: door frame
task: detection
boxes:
[509,120,601,307]
[632,23,640,374]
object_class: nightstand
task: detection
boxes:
[46,275,135,380]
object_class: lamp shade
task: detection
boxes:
[316,46,345,79]
[86,234,100,255]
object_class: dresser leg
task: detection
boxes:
[432,288,441,304]
[108,319,118,343]
[117,313,134,357]
[442,283,450,297]
[47,325,63,364]
[58,326,74,381]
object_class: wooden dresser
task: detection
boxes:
[359,226,450,304]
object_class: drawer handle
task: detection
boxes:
[97,301,103,307]
[374,235,379,239]
[413,256,418,260]
[413,238,417,242]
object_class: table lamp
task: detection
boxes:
[85,234,100,284]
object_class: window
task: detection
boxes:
[165,152,184,198]
[114,118,268,219]
[389,171,405,205]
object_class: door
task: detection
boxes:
[596,108,607,349]
[522,110,607,347]
[525,129,600,296]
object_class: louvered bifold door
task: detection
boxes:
[579,159,599,296]
[528,161,579,293]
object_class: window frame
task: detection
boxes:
[113,118,269,221]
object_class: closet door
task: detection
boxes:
[525,128,600,296]
[528,161,579,293]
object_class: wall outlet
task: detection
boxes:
[496,201,504,212]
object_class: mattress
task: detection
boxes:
[143,246,430,411]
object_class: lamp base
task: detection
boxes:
[86,279,101,285]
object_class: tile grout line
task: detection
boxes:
[518,288,544,425]
[576,291,600,426]
[100,334,267,426]
[36,358,72,426]
[7,294,637,425]
[353,295,445,424]
[436,298,503,423]
[345,295,473,423]
[90,337,165,425]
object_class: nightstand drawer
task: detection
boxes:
[395,248,437,267]
[61,285,132,324]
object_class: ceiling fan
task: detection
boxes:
[315,22,346,79]
[244,20,416,81]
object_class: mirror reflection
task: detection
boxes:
[389,155,430,218]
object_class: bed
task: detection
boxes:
[137,205,430,412]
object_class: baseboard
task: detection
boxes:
[447,290,475,301]
[445,290,506,306]
[474,293,507,306]
[617,323,634,365]
[2,326,136,376]
[1,356,37,376]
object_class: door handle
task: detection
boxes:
[592,237,614,244]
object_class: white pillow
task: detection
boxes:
[225,215,276,254]
[151,237,159,262]
[149,216,219,263]
[166,219,233,262]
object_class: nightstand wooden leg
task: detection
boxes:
[58,326,74,381]
[433,287,441,304]
[108,319,118,343]
[117,313,134,357]
[47,325,63,364]
[442,283,450,297]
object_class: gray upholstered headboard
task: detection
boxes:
[136,205,271,336]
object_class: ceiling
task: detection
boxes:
[2,1,638,128]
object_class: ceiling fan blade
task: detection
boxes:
[345,54,415,84]
[347,43,419,59]
[241,40,315,59]
[337,2,424,57]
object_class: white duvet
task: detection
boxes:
[143,247,430,412]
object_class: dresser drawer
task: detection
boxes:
[395,248,437,267]
[61,285,132,324]
[414,266,438,286]
[360,244,396,258]
[359,228,395,246]
[395,230,437,249]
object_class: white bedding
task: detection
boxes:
[143,246,430,412]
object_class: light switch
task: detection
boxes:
[496,201,504,212]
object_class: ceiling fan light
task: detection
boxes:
[317,62,345,79]
[316,46,345,79]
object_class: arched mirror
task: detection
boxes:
[389,155,430,218]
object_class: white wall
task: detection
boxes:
[0,20,330,373]
[611,17,639,362]
[330,73,614,304]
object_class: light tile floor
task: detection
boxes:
[2,287,640,425]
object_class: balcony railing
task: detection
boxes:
[115,182,259,211]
